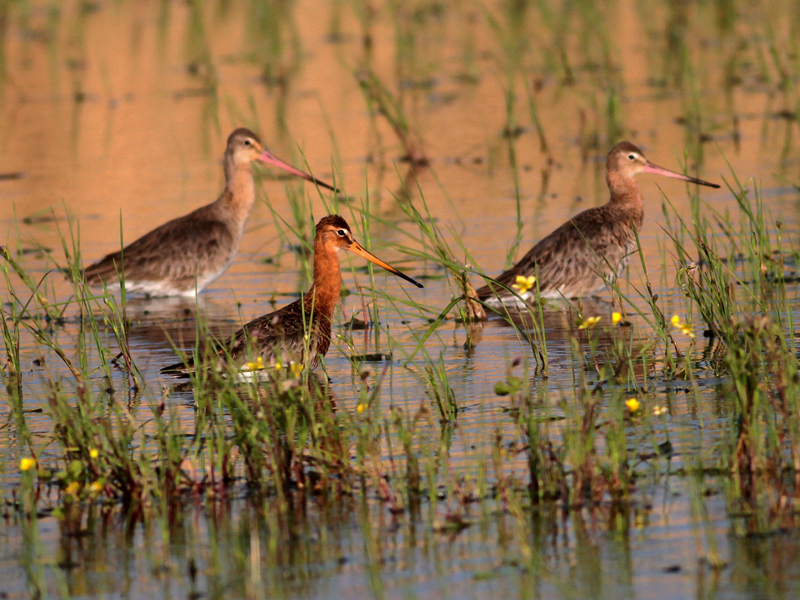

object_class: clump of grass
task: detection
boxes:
[356,70,428,166]
[0,249,30,450]
[421,352,457,426]
[244,0,303,88]
[652,156,800,533]
[380,173,548,376]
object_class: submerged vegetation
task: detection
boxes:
[2,0,800,598]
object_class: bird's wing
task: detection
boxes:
[83,209,235,288]
[161,299,331,376]
[477,207,630,299]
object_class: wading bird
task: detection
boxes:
[161,214,422,375]
[476,141,719,304]
[83,128,336,297]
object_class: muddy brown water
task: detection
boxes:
[2,1,800,598]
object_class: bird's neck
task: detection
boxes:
[606,172,644,226]
[303,244,341,319]
[219,161,256,223]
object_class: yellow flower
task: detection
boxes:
[612,312,622,325]
[289,362,303,377]
[669,315,695,338]
[89,448,99,459]
[625,398,641,413]
[244,356,265,371]
[65,481,81,497]
[357,403,365,414]
[87,481,103,494]
[274,360,283,370]
[653,405,666,416]
[512,275,536,294]
[578,316,601,330]
[20,457,35,472]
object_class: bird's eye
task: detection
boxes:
[628,154,636,160]
[336,229,347,237]
[244,139,252,146]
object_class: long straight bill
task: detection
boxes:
[258,150,339,192]
[643,161,720,189]
[348,241,424,288]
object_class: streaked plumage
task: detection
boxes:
[83,128,336,297]
[161,215,423,376]
[477,141,719,304]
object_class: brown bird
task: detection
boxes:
[161,214,423,376]
[476,141,719,304]
[83,128,336,297]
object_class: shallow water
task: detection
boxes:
[2,0,800,598]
